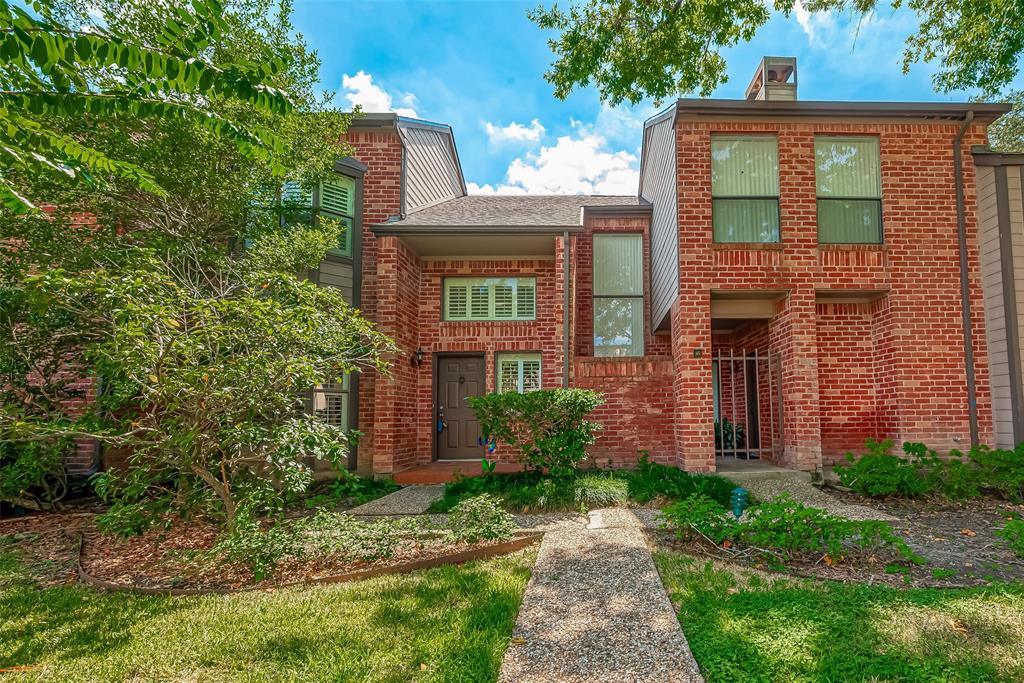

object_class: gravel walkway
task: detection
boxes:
[724,476,897,521]
[346,484,444,516]
[499,509,703,683]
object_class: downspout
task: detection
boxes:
[953,110,980,446]
[563,230,571,388]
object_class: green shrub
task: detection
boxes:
[215,510,306,581]
[628,454,735,507]
[303,474,399,509]
[467,388,603,478]
[834,439,934,497]
[661,493,920,565]
[444,494,517,544]
[996,517,1024,558]
[967,444,1024,502]
[0,439,70,511]
[660,494,738,544]
[300,510,424,561]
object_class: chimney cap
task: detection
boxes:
[745,56,797,101]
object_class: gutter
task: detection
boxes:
[563,230,571,388]
[953,110,980,446]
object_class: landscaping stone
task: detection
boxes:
[499,509,703,683]
[346,484,444,516]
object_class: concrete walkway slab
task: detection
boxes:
[346,484,444,516]
[499,509,703,683]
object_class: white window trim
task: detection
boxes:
[496,353,542,393]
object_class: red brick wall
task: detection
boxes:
[342,129,403,473]
[816,302,878,464]
[671,120,993,471]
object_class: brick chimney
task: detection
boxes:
[745,57,797,101]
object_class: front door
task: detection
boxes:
[436,355,485,459]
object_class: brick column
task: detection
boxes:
[770,289,823,471]
[671,291,715,472]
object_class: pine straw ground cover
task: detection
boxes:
[0,539,535,683]
[655,552,1024,683]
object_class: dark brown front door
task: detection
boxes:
[436,355,485,460]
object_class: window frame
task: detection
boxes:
[442,276,537,322]
[314,176,356,258]
[710,134,782,244]
[592,232,645,357]
[814,135,884,245]
[495,352,542,393]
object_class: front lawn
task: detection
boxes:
[0,545,534,682]
[429,458,737,513]
[655,550,1024,682]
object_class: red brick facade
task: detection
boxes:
[346,117,996,476]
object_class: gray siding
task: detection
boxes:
[978,163,1024,448]
[399,124,464,214]
[318,258,354,302]
[978,166,1014,448]
[640,115,678,329]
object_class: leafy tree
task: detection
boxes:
[0,1,386,529]
[529,0,1024,105]
[5,223,394,532]
[0,0,295,213]
[987,90,1024,152]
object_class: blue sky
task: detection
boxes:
[293,0,1023,195]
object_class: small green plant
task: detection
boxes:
[303,474,398,509]
[834,439,934,497]
[445,494,517,544]
[573,473,630,508]
[967,444,1024,502]
[931,567,959,579]
[661,492,921,566]
[996,517,1024,558]
[467,388,603,478]
[628,453,735,507]
[481,457,497,476]
[714,417,745,450]
[215,510,305,581]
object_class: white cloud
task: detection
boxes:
[340,71,419,118]
[483,118,546,145]
[792,0,838,47]
[469,126,639,196]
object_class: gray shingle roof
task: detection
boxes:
[377,195,643,228]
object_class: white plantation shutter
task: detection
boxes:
[497,354,542,393]
[443,278,537,321]
[516,280,536,318]
[494,282,515,318]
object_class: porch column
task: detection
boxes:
[671,288,715,472]
[769,288,823,472]
[372,236,423,475]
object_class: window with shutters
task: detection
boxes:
[593,233,644,357]
[310,375,350,431]
[711,135,780,243]
[497,354,542,393]
[815,136,883,244]
[316,175,355,257]
[443,277,536,321]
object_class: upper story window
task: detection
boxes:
[497,353,542,393]
[815,136,882,244]
[711,135,780,243]
[593,233,644,357]
[282,175,356,257]
[443,277,536,321]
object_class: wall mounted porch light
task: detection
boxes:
[410,347,426,367]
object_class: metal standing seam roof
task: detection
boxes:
[372,195,646,231]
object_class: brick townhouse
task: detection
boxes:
[297,57,1018,480]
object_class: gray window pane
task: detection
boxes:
[817,199,882,243]
[713,199,780,243]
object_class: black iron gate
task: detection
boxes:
[713,347,784,460]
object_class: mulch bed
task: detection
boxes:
[651,491,1024,588]
[1,513,539,593]
[825,488,1024,585]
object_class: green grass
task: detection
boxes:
[655,550,1024,682]
[0,546,535,682]
[428,461,737,513]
